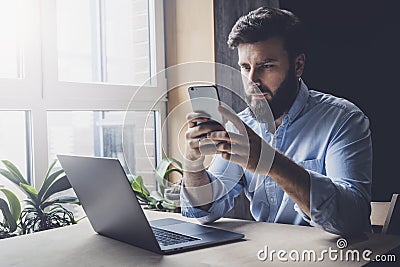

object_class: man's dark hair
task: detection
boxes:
[227,7,307,59]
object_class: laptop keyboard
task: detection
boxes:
[152,227,199,246]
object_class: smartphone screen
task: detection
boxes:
[188,85,224,125]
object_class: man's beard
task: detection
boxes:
[245,67,299,123]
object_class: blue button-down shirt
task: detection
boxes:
[181,80,372,236]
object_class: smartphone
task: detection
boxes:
[188,85,224,125]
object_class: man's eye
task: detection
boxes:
[240,65,251,71]
[263,64,274,69]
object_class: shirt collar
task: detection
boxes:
[283,78,309,125]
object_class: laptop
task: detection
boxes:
[57,155,244,254]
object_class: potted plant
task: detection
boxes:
[128,157,183,212]
[0,186,21,239]
[155,157,183,209]
[128,175,176,211]
[0,159,80,234]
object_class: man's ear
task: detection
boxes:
[295,53,306,78]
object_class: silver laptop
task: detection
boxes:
[57,155,244,254]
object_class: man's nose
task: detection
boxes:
[247,68,261,87]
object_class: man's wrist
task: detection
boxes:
[183,155,205,173]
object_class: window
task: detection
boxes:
[0,0,166,195]
[47,110,158,190]
[0,1,24,79]
[0,111,31,200]
[56,0,153,85]
[0,112,30,176]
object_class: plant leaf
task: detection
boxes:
[19,183,38,203]
[146,195,158,205]
[0,198,18,232]
[164,167,183,177]
[131,176,150,197]
[136,176,150,196]
[163,168,183,187]
[161,200,176,210]
[23,199,36,208]
[126,174,135,184]
[155,158,182,197]
[155,158,175,185]
[166,158,182,169]
[150,190,163,201]
[131,179,143,193]
[41,175,72,202]
[131,180,141,192]
[155,165,169,196]
[1,160,28,184]
[45,159,58,180]
[0,189,21,221]
[134,191,150,203]
[38,169,65,202]
[41,196,80,209]
[0,169,22,187]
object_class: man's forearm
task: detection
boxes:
[269,152,311,217]
[183,170,213,211]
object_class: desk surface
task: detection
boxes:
[1,210,400,266]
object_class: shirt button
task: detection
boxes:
[270,197,274,203]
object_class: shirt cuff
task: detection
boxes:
[180,182,212,219]
[180,172,220,223]
[293,203,311,224]
[180,171,234,224]
[291,170,337,232]
[308,170,336,224]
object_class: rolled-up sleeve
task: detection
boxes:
[180,154,244,224]
[295,111,372,236]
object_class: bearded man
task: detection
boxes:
[181,7,372,236]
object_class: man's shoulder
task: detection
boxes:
[308,89,363,115]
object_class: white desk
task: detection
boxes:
[1,210,399,266]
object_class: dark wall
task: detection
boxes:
[279,0,400,201]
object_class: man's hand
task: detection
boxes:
[184,112,225,172]
[183,112,225,209]
[207,106,275,176]
[209,106,310,216]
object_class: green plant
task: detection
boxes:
[128,175,176,211]
[155,157,183,207]
[128,157,183,212]
[0,160,80,234]
[0,186,21,239]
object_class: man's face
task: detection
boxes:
[238,37,301,122]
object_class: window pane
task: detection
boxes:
[56,0,152,85]
[0,0,23,79]
[0,111,30,200]
[47,110,156,190]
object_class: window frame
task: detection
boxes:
[0,0,167,188]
